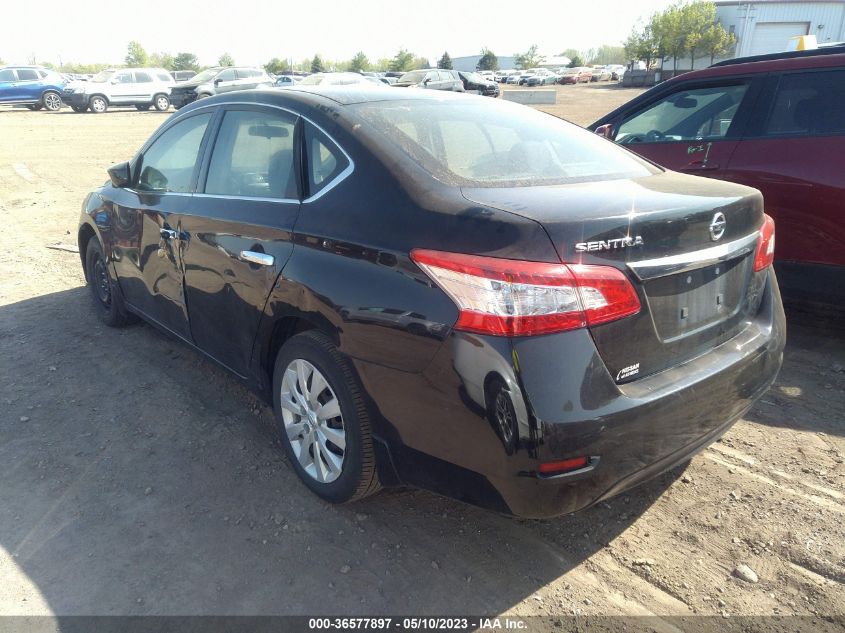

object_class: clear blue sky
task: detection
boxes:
[1,0,675,66]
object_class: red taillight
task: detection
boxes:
[753,214,776,272]
[410,249,640,337]
[538,456,590,475]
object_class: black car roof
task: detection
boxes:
[259,85,466,106]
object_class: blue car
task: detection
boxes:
[0,66,66,111]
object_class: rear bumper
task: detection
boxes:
[356,268,786,518]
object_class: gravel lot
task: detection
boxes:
[0,83,843,626]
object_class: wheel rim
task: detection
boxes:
[156,96,168,110]
[92,98,105,112]
[280,359,346,483]
[92,255,111,307]
[494,390,515,446]
[44,93,61,110]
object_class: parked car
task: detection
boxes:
[0,66,65,111]
[171,70,197,82]
[590,66,612,81]
[169,66,273,109]
[479,70,495,81]
[608,64,626,80]
[394,69,464,91]
[458,71,500,96]
[298,72,373,86]
[590,46,845,307]
[62,68,174,113]
[525,70,558,86]
[274,74,301,87]
[78,87,784,518]
[558,67,592,84]
[493,70,512,82]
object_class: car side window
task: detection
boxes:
[135,71,153,83]
[305,123,349,198]
[0,69,16,82]
[17,69,39,81]
[115,72,133,84]
[616,83,749,145]
[137,113,212,193]
[205,109,298,199]
[764,70,845,137]
[217,69,236,82]
[156,72,172,82]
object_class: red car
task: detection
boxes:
[558,67,592,84]
[590,47,845,307]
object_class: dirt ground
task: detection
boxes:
[0,83,843,627]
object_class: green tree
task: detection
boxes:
[373,57,392,72]
[265,58,291,74]
[560,48,580,63]
[701,22,736,64]
[311,54,325,73]
[125,41,148,67]
[149,52,175,70]
[681,1,717,69]
[589,44,626,65]
[476,48,498,71]
[389,48,416,72]
[172,53,199,71]
[567,55,583,68]
[218,52,235,67]
[437,51,453,69]
[348,51,369,72]
[514,44,542,69]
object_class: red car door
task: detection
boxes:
[611,78,761,180]
[722,68,845,270]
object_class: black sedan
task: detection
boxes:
[78,87,785,518]
[458,71,500,97]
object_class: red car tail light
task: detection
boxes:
[753,214,776,272]
[410,249,640,337]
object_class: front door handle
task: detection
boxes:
[682,161,720,172]
[240,251,275,267]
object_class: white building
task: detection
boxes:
[716,0,845,57]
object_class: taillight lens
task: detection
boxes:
[753,214,776,272]
[410,249,640,337]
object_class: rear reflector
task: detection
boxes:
[538,456,590,475]
[753,214,776,272]
[410,249,640,337]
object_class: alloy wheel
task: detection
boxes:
[92,255,111,307]
[280,359,346,483]
[43,92,62,111]
[90,97,107,113]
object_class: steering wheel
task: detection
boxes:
[645,129,666,142]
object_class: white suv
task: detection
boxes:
[62,68,175,113]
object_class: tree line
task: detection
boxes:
[624,0,736,71]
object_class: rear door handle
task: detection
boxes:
[240,251,274,266]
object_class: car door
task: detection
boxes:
[133,70,155,101]
[0,68,19,102]
[108,111,214,339]
[14,68,43,102]
[723,67,845,273]
[611,78,761,179]
[179,105,301,376]
[108,70,136,104]
[213,69,239,94]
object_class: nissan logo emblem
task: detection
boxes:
[709,212,726,241]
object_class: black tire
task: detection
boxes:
[89,95,108,114]
[135,104,151,111]
[42,91,62,111]
[272,331,380,504]
[153,93,170,111]
[27,103,43,111]
[85,239,135,327]
[71,105,88,113]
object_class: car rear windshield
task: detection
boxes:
[353,98,656,187]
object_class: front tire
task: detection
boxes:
[85,239,135,327]
[153,93,170,111]
[71,105,88,113]
[42,91,62,111]
[27,103,43,111]
[89,95,108,113]
[273,331,380,504]
[135,104,151,111]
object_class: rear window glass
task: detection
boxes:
[353,98,655,186]
[765,70,845,136]
[17,69,39,81]
[0,69,15,82]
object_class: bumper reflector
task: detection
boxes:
[538,456,589,475]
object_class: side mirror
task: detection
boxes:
[214,78,221,85]
[107,161,132,188]
[595,123,615,140]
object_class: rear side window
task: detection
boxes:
[764,70,845,137]
[17,69,39,81]
[304,123,349,197]
[217,69,236,81]
[205,109,297,199]
[138,113,211,193]
[135,72,153,83]
[0,69,15,81]
[616,83,749,144]
[156,72,172,82]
